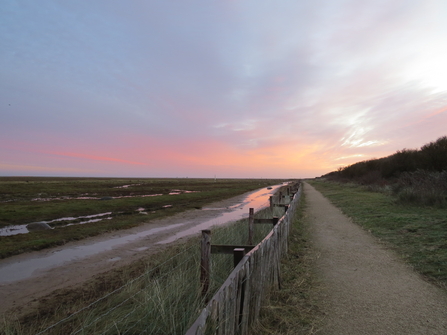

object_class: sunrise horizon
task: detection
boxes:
[2,1,447,178]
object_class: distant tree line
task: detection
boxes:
[322,136,447,207]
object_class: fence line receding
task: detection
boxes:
[186,182,302,335]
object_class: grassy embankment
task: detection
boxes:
[0,177,285,258]
[253,177,447,334]
[1,191,288,335]
[250,188,323,335]
[324,135,447,208]
[251,137,447,333]
[308,179,447,288]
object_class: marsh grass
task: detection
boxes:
[0,177,285,258]
[0,197,287,335]
[309,179,447,287]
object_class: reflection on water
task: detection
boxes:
[0,224,30,236]
[1,189,201,236]
[114,184,141,188]
[30,190,197,202]
[0,223,185,283]
[157,185,280,244]
[0,184,283,283]
[0,212,113,236]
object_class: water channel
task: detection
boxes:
[0,184,284,284]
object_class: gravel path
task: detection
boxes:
[304,182,447,335]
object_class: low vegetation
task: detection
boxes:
[309,179,447,288]
[250,190,322,335]
[0,177,285,258]
[315,135,447,287]
[323,136,447,207]
[0,197,283,334]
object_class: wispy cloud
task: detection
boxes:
[48,151,147,166]
[1,0,446,177]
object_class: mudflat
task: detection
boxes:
[0,189,265,317]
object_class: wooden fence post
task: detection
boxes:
[233,248,246,267]
[248,208,254,245]
[269,196,273,210]
[201,230,211,298]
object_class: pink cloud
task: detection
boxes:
[48,151,147,166]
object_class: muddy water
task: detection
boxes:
[157,185,278,244]
[0,185,282,284]
[0,212,113,236]
[0,190,199,236]
[0,224,185,283]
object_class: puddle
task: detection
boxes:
[30,190,198,202]
[136,208,148,215]
[63,217,112,227]
[157,185,282,245]
[30,194,164,202]
[0,184,284,283]
[106,194,163,199]
[114,184,141,189]
[0,223,185,283]
[169,190,196,195]
[0,225,30,236]
[0,212,113,236]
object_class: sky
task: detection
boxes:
[1,0,447,179]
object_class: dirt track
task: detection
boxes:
[304,182,447,334]
[0,189,267,317]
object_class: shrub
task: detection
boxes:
[393,170,447,207]
[420,136,447,171]
[322,135,447,187]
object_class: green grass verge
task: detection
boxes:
[308,179,447,288]
[250,191,323,335]
[0,178,286,258]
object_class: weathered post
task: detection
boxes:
[269,196,273,210]
[248,208,254,245]
[200,230,211,298]
[279,191,282,204]
[233,248,246,267]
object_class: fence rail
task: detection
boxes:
[24,183,300,335]
[186,182,302,335]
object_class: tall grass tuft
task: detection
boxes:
[1,202,286,334]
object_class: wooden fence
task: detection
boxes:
[185,182,302,335]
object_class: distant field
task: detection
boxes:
[0,177,286,258]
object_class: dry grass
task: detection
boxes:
[0,196,287,334]
[249,191,324,335]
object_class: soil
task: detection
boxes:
[0,191,254,318]
[304,182,447,335]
